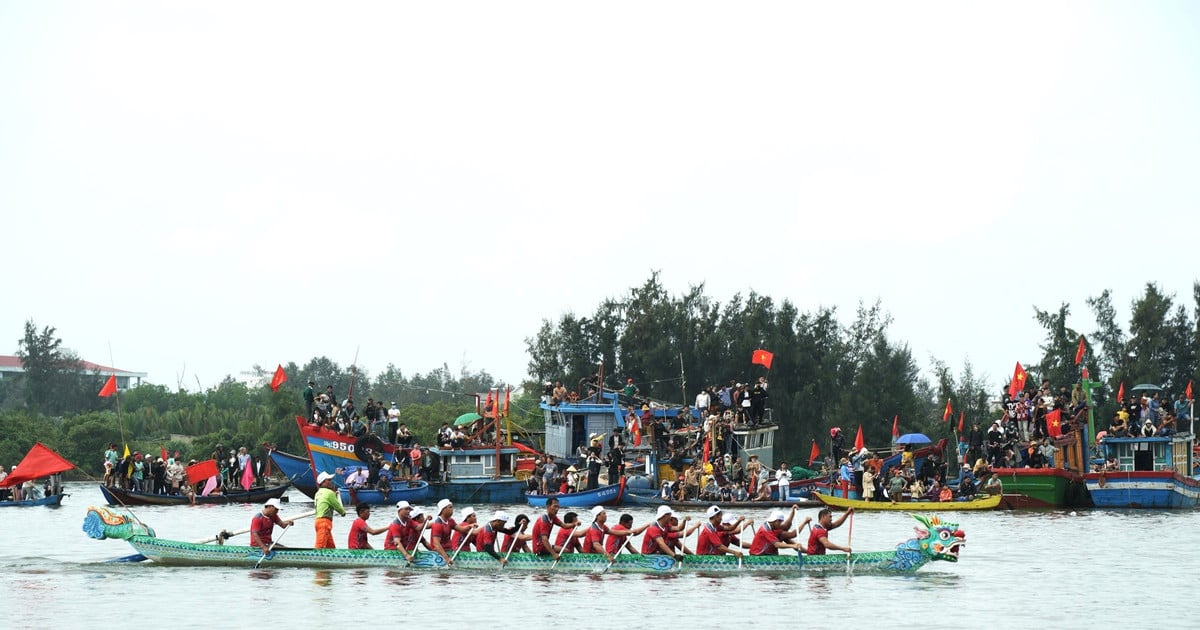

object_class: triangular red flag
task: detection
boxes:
[1187,380,1194,402]
[751,349,774,370]
[808,440,820,466]
[942,399,953,422]
[891,415,899,439]
[1046,408,1063,437]
[160,446,168,462]
[98,375,117,398]
[957,410,964,434]
[270,364,287,392]
[1074,335,1086,365]
[0,443,75,487]
[1116,381,1125,403]
[853,425,864,452]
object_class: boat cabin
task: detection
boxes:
[732,424,778,469]
[1099,433,1194,475]
[427,446,520,481]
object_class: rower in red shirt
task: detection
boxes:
[476,510,510,565]
[583,506,611,560]
[641,504,684,557]
[450,507,479,553]
[348,502,387,550]
[250,498,293,552]
[531,497,568,559]
[750,506,808,556]
[429,498,476,565]
[553,511,586,554]
[696,505,744,557]
[384,501,418,562]
[806,507,853,555]
[603,512,648,557]
[502,514,532,553]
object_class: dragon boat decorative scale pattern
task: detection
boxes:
[83,507,964,574]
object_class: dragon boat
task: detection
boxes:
[813,491,1002,511]
[83,505,965,574]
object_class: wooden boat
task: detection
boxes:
[624,492,820,510]
[525,479,625,508]
[813,491,1003,511]
[0,493,65,508]
[1084,433,1200,508]
[98,483,290,506]
[338,480,431,506]
[84,506,966,574]
[267,448,318,498]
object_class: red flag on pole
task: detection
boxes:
[891,415,899,439]
[185,459,219,483]
[751,349,774,370]
[809,440,820,466]
[1116,381,1125,403]
[853,425,864,452]
[240,460,255,490]
[702,435,711,463]
[98,375,117,398]
[1074,336,1086,365]
[1008,362,1028,398]
[0,443,75,487]
[270,364,287,392]
[1046,408,1063,437]
[957,410,965,434]
[630,414,642,446]
[1187,380,1194,402]
[504,388,511,416]
[160,446,168,462]
[942,400,953,422]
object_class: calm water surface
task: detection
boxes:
[2,483,1197,628]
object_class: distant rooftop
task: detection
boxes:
[0,355,146,386]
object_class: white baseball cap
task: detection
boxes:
[317,471,335,484]
[705,505,722,518]
[721,513,737,525]
[411,508,425,519]
[590,505,606,517]
[491,510,509,523]
[437,498,453,511]
[461,507,476,518]
[395,500,412,511]
[655,504,674,519]
[264,498,283,509]
[768,509,785,522]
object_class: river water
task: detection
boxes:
[2,483,1196,628]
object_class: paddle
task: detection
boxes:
[254,510,316,569]
[449,526,477,563]
[404,517,431,567]
[500,522,527,569]
[109,510,315,563]
[845,509,854,573]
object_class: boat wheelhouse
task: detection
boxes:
[1084,433,1200,508]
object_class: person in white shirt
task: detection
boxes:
[776,462,793,502]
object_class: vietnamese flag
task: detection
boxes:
[630,414,642,446]
[853,425,864,452]
[751,349,774,370]
[942,399,953,422]
[1074,336,1086,365]
[160,446,168,462]
[1116,381,1125,403]
[1046,408,1063,437]
[1009,362,1028,398]
[185,459,219,483]
[98,375,118,398]
[957,410,965,435]
[270,364,287,392]
[891,415,899,440]
[808,440,820,466]
[1187,380,1194,402]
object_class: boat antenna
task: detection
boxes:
[347,345,360,400]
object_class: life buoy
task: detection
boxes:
[354,435,385,463]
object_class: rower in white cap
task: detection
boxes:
[251,498,293,552]
[477,510,511,565]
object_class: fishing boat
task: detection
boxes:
[1084,433,1200,508]
[98,482,290,506]
[525,479,625,508]
[0,442,75,508]
[338,480,431,506]
[813,491,1002,511]
[84,505,966,574]
[266,447,318,498]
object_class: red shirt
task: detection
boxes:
[583,522,608,554]
[640,522,667,554]
[749,524,780,556]
[502,531,527,553]
[348,517,371,549]
[531,513,562,555]
[384,518,411,551]
[696,523,725,555]
[604,527,626,555]
[251,512,283,547]
[451,526,476,552]
[555,526,581,553]
[665,527,681,551]
[476,523,499,551]
[806,525,829,555]
[430,516,457,550]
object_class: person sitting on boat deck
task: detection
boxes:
[476,510,511,564]
[429,499,476,565]
[984,474,1002,495]
[958,466,977,498]
[921,478,941,501]
[696,506,745,558]
[1157,413,1177,437]
[314,471,347,549]
[717,481,733,502]
[938,483,954,502]
[806,507,853,555]
[451,507,479,552]
[376,462,393,501]
[250,497,294,552]
[750,507,808,556]
[641,505,685,559]
[553,511,588,553]
[755,466,772,501]
[532,497,570,559]
[345,466,369,489]
[502,514,533,553]
[384,501,419,561]
[347,503,387,550]
[908,477,926,498]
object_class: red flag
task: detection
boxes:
[160,447,168,462]
[1008,362,1028,398]
[504,388,511,416]
[751,349,774,370]
[1187,380,1194,402]
[630,415,642,446]
[270,364,287,392]
[1074,336,1086,365]
[702,435,711,463]
[185,459,219,483]
[853,425,864,452]
[809,440,820,466]
[891,415,899,439]
[98,375,117,398]
[942,399,953,422]
[1116,381,1125,403]
[957,410,964,434]
[0,443,74,487]
[484,390,495,418]
[241,460,255,490]
[1046,408,1063,437]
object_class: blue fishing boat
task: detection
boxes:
[339,480,431,506]
[0,493,65,508]
[525,479,625,508]
[267,448,318,498]
[1084,433,1200,508]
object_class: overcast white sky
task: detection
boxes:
[2,2,1197,395]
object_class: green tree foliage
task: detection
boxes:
[13,320,109,415]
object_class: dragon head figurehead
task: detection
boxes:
[83,506,155,541]
[910,513,964,562]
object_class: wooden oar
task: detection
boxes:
[253,510,316,569]
[405,517,431,566]
[109,510,315,563]
[449,526,476,562]
[500,522,527,569]
[845,509,854,573]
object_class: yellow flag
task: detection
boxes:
[123,443,130,458]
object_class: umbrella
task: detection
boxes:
[895,433,932,445]
[1130,384,1162,393]
[454,412,483,426]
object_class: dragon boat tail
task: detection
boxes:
[83,506,964,574]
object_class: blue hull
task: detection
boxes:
[269,450,318,498]
[1084,472,1200,509]
[0,493,65,507]
[431,479,527,504]
[526,483,624,508]
[339,481,431,506]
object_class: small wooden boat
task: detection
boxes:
[525,479,624,508]
[813,491,1003,511]
[98,483,290,506]
[0,442,76,507]
[0,493,66,508]
[84,506,967,574]
[338,481,431,506]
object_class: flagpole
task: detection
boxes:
[108,343,126,449]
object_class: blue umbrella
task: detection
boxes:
[895,433,932,445]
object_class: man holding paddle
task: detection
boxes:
[314,471,346,549]
[250,498,294,552]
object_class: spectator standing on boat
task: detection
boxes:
[1174,393,1190,421]
[251,497,294,551]
[807,508,853,555]
[314,471,346,549]
[888,469,907,503]
[540,457,558,494]
[303,381,315,420]
[131,453,145,491]
[830,428,846,464]
[695,388,711,415]
[622,378,639,403]
[103,444,119,486]
[776,462,793,502]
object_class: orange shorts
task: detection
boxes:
[315,517,335,549]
